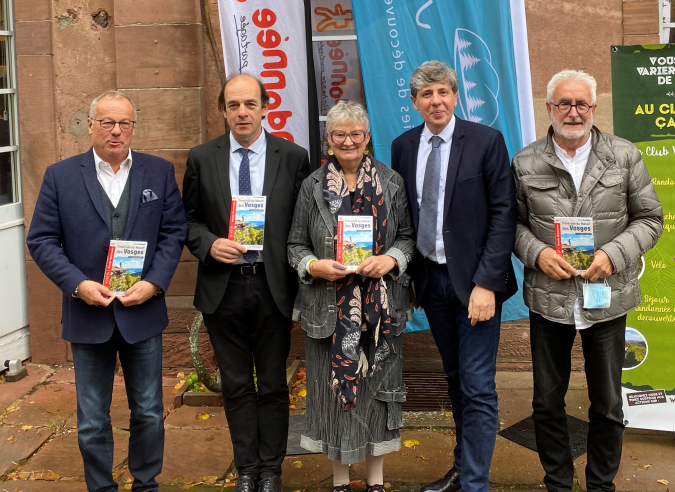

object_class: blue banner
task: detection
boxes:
[352,0,532,327]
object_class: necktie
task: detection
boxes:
[417,135,443,257]
[235,148,260,264]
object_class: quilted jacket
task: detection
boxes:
[512,126,663,323]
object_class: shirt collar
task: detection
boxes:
[552,132,592,158]
[93,148,133,171]
[421,115,456,144]
[230,130,266,157]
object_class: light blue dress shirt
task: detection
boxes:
[229,131,266,196]
[415,116,456,264]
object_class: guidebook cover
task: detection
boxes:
[229,195,266,250]
[554,216,595,272]
[103,241,148,296]
[336,216,373,270]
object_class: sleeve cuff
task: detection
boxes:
[599,243,625,273]
[384,247,407,279]
[298,254,319,284]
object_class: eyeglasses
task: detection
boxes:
[94,119,136,132]
[551,102,592,115]
[330,130,367,144]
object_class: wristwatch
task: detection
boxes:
[72,285,79,298]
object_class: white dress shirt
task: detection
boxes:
[552,135,594,330]
[229,131,267,263]
[94,148,132,207]
[229,131,266,196]
[416,116,455,264]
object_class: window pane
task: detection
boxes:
[310,0,355,36]
[313,40,366,117]
[0,36,10,89]
[0,93,13,147]
[0,0,6,31]
[0,151,15,205]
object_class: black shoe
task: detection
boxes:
[332,486,353,492]
[366,484,387,492]
[236,476,258,492]
[420,465,461,492]
[259,476,282,492]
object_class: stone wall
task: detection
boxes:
[16,0,658,369]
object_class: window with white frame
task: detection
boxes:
[661,0,675,43]
[310,0,367,162]
[0,0,18,207]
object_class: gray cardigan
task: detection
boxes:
[287,158,417,339]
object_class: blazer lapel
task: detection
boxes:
[215,135,232,217]
[262,131,281,198]
[408,124,424,229]
[313,174,335,234]
[81,149,107,224]
[123,151,145,239]
[443,118,464,224]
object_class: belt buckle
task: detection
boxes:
[239,264,258,275]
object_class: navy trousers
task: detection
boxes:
[421,263,501,492]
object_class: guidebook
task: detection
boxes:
[103,240,148,296]
[554,216,595,272]
[336,216,373,270]
[229,195,266,250]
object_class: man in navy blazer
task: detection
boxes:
[27,91,186,492]
[391,62,517,492]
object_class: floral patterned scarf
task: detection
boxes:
[323,154,396,410]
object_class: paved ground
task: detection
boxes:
[0,364,673,491]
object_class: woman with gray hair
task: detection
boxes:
[288,101,416,492]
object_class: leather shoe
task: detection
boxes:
[420,465,461,492]
[259,476,282,492]
[235,476,258,492]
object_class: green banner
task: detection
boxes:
[611,44,675,431]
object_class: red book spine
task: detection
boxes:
[336,219,344,264]
[554,222,562,256]
[103,244,116,287]
[228,199,237,241]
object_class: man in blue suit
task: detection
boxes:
[27,90,186,492]
[391,61,517,492]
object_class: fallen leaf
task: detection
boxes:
[637,464,653,471]
[196,413,209,420]
[293,460,303,468]
[583,384,588,388]
[21,425,33,430]
[444,412,453,418]
[632,457,639,460]
[350,480,363,487]
[177,371,185,379]
[289,395,298,403]
[384,483,391,489]
[29,471,60,480]
[657,480,669,485]
[417,455,429,461]
[222,482,236,488]
[289,405,299,411]
[126,476,134,483]
[298,389,307,397]
[125,485,132,490]
[403,439,420,448]
[205,436,214,442]
[179,482,198,490]
[174,381,184,391]
[200,476,218,485]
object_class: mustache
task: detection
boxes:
[563,116,584,123]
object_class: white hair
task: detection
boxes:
[326,100,370,133]
[409,60,458,97]
[546,70,597,104]
[89,90,138,120]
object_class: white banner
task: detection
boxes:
[217,0,310,150]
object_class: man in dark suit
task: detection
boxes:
[182,74,311,492]
[391,61,517,492]
[27,90,186,492]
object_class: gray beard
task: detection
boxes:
[551,115,593,141]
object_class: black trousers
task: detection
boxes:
[530,311,626,492]
[203,268,291,479]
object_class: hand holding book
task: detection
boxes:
[536,247,578,280]
[580,250,614,282]
[355,255,396,278]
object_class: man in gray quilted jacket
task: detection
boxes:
[512,70,662,492]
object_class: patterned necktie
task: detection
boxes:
[235,148,260,264]
[417,135,443,257]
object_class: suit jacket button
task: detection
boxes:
[115,236,120,240]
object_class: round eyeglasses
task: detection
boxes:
[551,102,592,115]
[329,130,367,144]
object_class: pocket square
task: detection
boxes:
[142,189,159,203]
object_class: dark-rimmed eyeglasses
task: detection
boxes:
[94,119,136,132]
[551,102,592,115]
[329,130,367,144]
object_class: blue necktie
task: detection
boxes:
[417,135,443,257]
[235,148,260,264]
